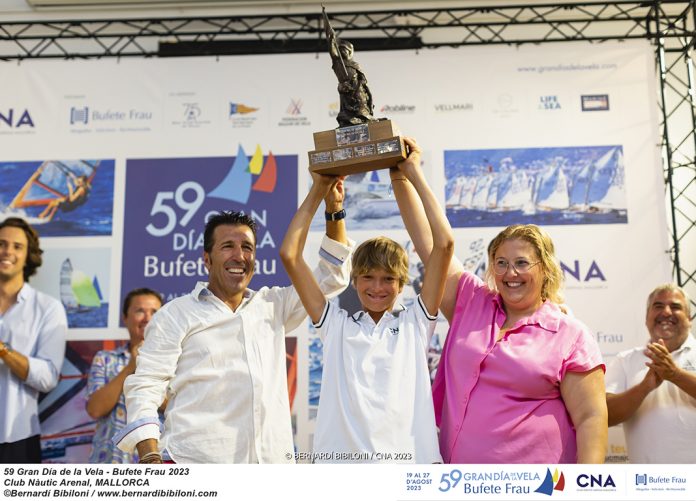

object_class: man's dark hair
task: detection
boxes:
[122,287,163,317]
[203,211,257,254]
[0,217,43,281]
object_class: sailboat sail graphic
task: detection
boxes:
[208,145,252,204]
[208,144,277,203]
[60,258,101,311]
[92,276,104,302]
[248,145,264,175]
[60,259,78,310]
[252,152,277,193]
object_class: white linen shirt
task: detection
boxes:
[0,283,67,443]
[115,235,351,463]
[312,296,442,463]
[606,334,696,463]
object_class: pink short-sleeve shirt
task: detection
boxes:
[432,272,604,464]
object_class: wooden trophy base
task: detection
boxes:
[308,120,407,176]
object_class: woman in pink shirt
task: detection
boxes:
[392,174,607,464]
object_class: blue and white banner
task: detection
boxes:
[0,40,669,463]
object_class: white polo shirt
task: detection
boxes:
[312,296,442,464]
[606,334,696,463]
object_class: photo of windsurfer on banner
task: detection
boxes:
[2,160,97,224]
[40,173,92,221]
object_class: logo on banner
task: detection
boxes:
[68,105,154,132]
[433,103,473,113]
[228,102,259,129]
[168,102,210,129]
[380,104,416,114]
[70,107,89,125]
[278,98,310,127]
[634,473,687,491]
[561,259,608,291]
[581,94,610,111]
[207,144,277,204]
[575,473,616,491]
[561,259,606,283]
[437,469,542,495]
[184,103,201,123]
[287,99,303,115]
[492,93,519,116]
[539,95,561,110]
[0,108,35,130]
[534,468,565,496]
[229,102,258,116]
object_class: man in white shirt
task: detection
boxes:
[0,217,67,463]
[606,283,696,463]
[115,191,351,464]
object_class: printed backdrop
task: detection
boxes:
[0,40,670,462]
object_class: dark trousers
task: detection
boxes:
[0,435,42,463]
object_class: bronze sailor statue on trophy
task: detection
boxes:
[308,7,408,175]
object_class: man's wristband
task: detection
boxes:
[0,342,12,358]
[325,209,346,221]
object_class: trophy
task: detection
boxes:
[308,7,408,176]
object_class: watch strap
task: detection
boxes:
[325,209,346,221]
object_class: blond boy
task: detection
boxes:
[280,137,453,463]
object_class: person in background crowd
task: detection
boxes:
[114,202,352,464]
[0,217,67,463]
[86,288,163,463]
[392,175,607,463]
[606,283,696,463]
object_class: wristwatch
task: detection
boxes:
[0,342,12,358]
[325,209,346,221]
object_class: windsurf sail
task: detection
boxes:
[9,160,98,221]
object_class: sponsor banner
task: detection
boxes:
[0,464,692,500]
[121,148,296,304]
[582,94,610,111]
[0,41,672,464]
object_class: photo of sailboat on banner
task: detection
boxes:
[534,162,570,211]
[7,160,99,223]
[58,257,107,328]
[352,170,399,220]
[445,146,628,227]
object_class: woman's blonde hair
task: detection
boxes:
[351,236,409,288]
[485,224,564,304]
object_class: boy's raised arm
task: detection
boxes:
[324,179,347,246]
[280,173,343,324]
[390,142,463,323]
[394,138,456,319]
